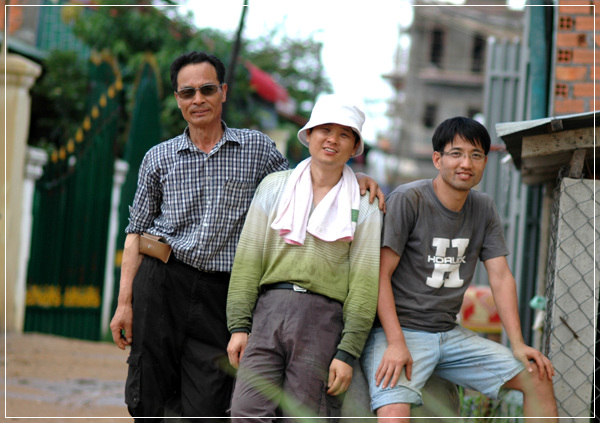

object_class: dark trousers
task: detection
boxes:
[230,288,344,422]
[125,256,234,422]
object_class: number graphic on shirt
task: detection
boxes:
[425,238,469,288]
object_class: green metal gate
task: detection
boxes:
[24,51,122,340]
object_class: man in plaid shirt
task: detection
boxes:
[109,51,383,421]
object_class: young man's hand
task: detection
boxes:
[512,343,555,381]
[327,358,353,396]
[375,341,413,389]
[227,332,249,369]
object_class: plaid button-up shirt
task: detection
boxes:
[126,123,289,272]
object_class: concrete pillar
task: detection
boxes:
[1,53,42,332]
[547,178,597,417]
[101,159,129,338]
[14,148,47,332]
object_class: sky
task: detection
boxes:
[179,0,527,143]
[179,0,415,143]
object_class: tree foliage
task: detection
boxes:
[29,0,331,159]
[247,27,331,115]
[29,50,89,150]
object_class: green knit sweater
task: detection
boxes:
[226,170,381,358]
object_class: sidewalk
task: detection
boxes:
[3,332,132,422]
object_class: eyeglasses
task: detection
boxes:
[439,150,486,162]
[175,84,222,99]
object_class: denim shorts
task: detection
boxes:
[360,326,525,411]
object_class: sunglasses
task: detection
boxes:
[175,84,222,99]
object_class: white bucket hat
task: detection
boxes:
[297,95,366,156]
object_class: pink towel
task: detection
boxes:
[271,158,360,245]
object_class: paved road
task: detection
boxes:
[3,332,132,422]
[3,332,463,422]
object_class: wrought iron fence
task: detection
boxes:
[24,51,122,341]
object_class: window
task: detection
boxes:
[430,28,444,67]
[423,104,438,128]
[471,34,486,73]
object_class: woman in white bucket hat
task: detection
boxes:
[226,95,382,421]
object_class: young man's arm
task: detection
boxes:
[326,359,354,396]
[226,206,265,367]
[485,256,555,381]
[226,179,272,368]
[110,233,143,349]
[328,201,381,396]
[375,247,413,389]
[227,332,249,370]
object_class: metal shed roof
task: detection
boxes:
[495,111,598,185]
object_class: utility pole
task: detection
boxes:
[222,0,248,119]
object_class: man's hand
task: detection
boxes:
[327,358,353,396]
[110,233,141,350]
[227,332,249,369]
[110,304,133,350]
[512,343,555,381]
[375,341,413,389]
[355,173,386,213]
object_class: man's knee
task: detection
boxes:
[376,402,411,421]
[504,365,558,419]
[230,379,279,418]
[505,364,554,395]
[415,375,461,417]
[230,395,276,419]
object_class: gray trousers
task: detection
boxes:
[230,288,345,422]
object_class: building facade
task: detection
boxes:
[384,0,523,181]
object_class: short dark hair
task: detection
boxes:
[431,117,491,155]
[170,51,226,91]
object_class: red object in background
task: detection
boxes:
[245,62,289,103]
[459,285,502,334]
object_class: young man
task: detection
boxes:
[109,52,383,421]
[226,95,382,421]
[362,117,558,422]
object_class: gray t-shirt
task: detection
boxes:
[382,179,509,332]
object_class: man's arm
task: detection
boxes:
[355,173,386,212]
[375,247,413,389]
[485,256,555,381]
[226,197,268,332]
[226,178,273,366]
[109,233,143,350]
[326,359,353,396]
[328,202,381,396]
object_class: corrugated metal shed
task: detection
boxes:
[495,111,598,185]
